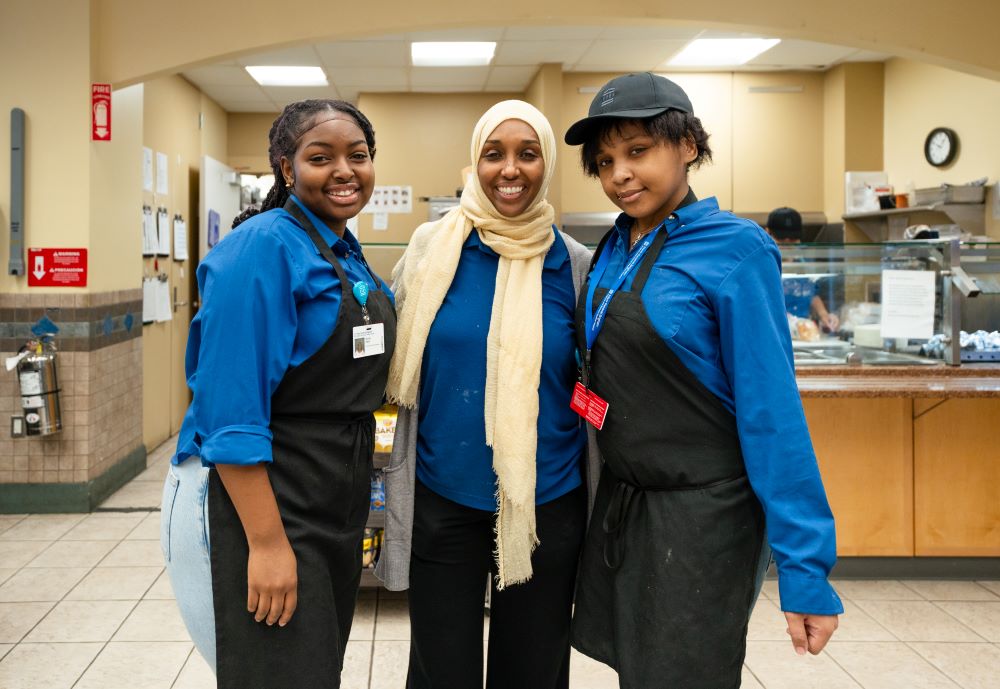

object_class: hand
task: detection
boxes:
[784,612,838,655]
[247,538,298,627]
[819,313,840,333]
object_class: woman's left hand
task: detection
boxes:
[784,612,839,655]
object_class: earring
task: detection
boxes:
[285,179,293,188]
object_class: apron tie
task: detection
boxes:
[602,480,636,569]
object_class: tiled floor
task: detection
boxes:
[1,440,999,688]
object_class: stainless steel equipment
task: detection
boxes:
[14,338,62,436]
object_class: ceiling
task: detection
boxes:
[182,25,889,113]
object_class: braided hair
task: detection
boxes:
[232,99,377,228]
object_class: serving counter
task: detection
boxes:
[793,365,1000,559]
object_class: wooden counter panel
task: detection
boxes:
[914,398,1000,556]
[803,398,914,556]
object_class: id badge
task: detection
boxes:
[569,382,610,430]
[352,322,385,358]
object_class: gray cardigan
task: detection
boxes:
[374,231,601,591]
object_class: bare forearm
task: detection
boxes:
[215,463,287,547]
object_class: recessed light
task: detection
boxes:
[667,38,781,67]
[411,42,496,67]
[245,65,328,86]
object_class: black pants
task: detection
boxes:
[407,479,587,689]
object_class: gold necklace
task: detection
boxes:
[630,229,650,249]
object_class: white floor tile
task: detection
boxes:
[62,513,146,541]
[0,567,90,602]
[977,581,1000,597]
[0,568,17,585]
[834,579,924,601]
[853,600,985,642]
[0,540,51,569]
[100,539,165,567]
[133,459,170,483]
[0,641,102,689]
[741,666,764,689]
[126,511,162,541]
[745,641,862,688]
[25,600,135,642]
[370,640,409,689]
[833,599,897,642]
[113,599,192,641]
[747,597,789,641]
[0,514,85,541]
[934,601,1000,642]
[0,601,56,643]
[67,566,163,601]
[26,540,117,568]
[570,649,620,689]
[825,641,960,689]
[73,640,192,689]
[910,641,1000,689]
[99,481,165,510]
[0,516,27,536]
[350,597,376,641]
[172,648,216,689]
[342,640,373,689]
[143,570,175,600]
[759,579,779,601]
[902,580,1000,601]
[374,597,411,640]
[0,644,10,661]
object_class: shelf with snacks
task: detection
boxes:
[360,404,396,586]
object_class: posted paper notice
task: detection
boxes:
[880,269,935,339]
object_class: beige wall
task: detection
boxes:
[94,1,1000,86]
[883,58,1000,238]
[228,112,279,173]
[141,75,228,449]
[0,0,92,295]
[823,67,847,222]
[89,84,144,293]
[525,64,564,217]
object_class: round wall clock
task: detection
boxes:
[924,127,958,167]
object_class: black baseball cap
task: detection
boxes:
[766,207,803,240]
[564,72,693,145]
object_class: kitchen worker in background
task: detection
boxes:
[563,72,842,689]
[378,100,598,689]
[766,206,840,333]
[160,99,395,689]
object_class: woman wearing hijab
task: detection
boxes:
[376,100,598,689]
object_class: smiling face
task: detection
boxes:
[594,120,697,235]
[477,119,545,218]
[280,113,374,235]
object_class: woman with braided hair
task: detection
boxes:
[161,99,395,688]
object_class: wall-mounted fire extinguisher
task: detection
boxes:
[5,336,62,437]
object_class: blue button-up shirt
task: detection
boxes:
[594,197,843,616]
[174,196,393,467]
[415,228,586,510]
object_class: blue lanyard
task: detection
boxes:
[584,227,662,353]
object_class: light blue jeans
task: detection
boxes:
[160,457,217,672]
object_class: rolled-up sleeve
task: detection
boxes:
[185,226,301,466]
[716,242,844,615]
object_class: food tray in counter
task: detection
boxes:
[961,350,1000,362]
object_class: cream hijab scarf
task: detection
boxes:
[386,100,557,588]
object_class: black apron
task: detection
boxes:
[571,228,765,689]
[208,199,396,688]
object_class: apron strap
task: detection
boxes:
[282,198,352,287]
[630,228,669,295]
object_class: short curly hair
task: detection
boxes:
[580,110,712,177]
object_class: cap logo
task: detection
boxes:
[600,87,615,108]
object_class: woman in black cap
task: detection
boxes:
[563,73,842,688]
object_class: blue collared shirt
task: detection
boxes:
[173,196,393,466]
[415,228,586,510]
[594,197,843,616]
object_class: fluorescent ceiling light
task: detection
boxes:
[245,65,328,86]
[667,38,781,67]
[411,42,496,67]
